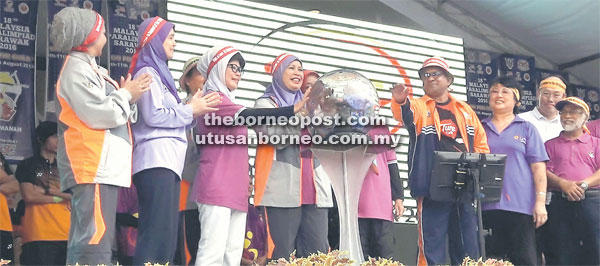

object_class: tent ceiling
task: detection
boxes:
[249,0,599,86]
[450,0,599,86]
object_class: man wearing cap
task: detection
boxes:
[176,56,205,265]
[545,97,600,265]
[49,7,151,265]
[391,56,489,265]
[519,76,567,143]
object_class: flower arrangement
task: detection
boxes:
[461,257,514,266]
[267,250,404,266]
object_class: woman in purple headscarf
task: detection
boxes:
[253,54,333,260]
[128,17,221,265]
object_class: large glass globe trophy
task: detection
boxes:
[307,69,387,265]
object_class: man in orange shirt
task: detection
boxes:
[16,121,71,265]
[390,57,489,265]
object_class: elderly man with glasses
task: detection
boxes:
[545,97,600,266]
[390,56,489,266]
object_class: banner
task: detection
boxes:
[568,84,600,120]
[108,0,158,81]
[464,48,499,119]
[0,0,38,161]
[498,54,536,112]
[535,68,569,85]
[46,0,101,121]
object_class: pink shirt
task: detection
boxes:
[545,132,600,189]
[191,93,249,212]
[587,119,600,138]
[358,149,397,221]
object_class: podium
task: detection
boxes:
[311,144,378,265]
[430,151,507,259]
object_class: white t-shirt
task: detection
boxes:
[518,107,563,143]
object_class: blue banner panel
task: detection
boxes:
[108,0,159,81]
[464,48,499,120]
[0,0,38,162]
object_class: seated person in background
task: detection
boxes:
[242,182,268,266]
[545,97,600,266]
[0,151,19,264]
[16,121,71,265]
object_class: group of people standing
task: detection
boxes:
[391,58,599,265]
[2,7,403,266]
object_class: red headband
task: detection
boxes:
[72,12,104,52]
[270,53,293,75]
[206,46,238,76]
[128,17,168,75]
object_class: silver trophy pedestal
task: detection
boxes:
[311,144,377,265]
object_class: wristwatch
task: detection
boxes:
[580,181,589,191]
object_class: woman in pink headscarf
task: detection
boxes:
[301,70,320,94]
[128,16,221,265]
[191,46,310,266]
[253,54,333,261]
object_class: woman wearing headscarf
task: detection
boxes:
[191,46,309,266]
[481,76,548,265]
[49,7,151,265]
[129,17,221,265]
[253,54,333,260]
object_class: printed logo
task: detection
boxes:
[440,119,457,139]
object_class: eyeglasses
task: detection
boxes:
[559,109,585,116]
[423,71,444,78]
[227,64,244,74]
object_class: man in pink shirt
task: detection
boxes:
[545,97,600,265]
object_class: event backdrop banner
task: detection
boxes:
[46,0,101,121]
[464,48,499,120]
[108,0,159,81]
[535,68,569,85]
[498,54,536,112]
[167,0,468,224]
[569,84,600,120]
[0,0,38,162]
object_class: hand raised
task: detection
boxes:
[121,73,152,103]
[294,87,311,114]
[390,82,409,104]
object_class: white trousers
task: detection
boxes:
[195,203,247,266]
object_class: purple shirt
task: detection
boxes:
[117,186,138,257]
[191,93,249,212]
[242,205,267,260]
[131,67,194,177]
[482,116,549,215]
[587,119,600,138]
[546,132,600,188]
[358,149,397,221]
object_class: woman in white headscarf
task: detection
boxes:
[190,46,309,266]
